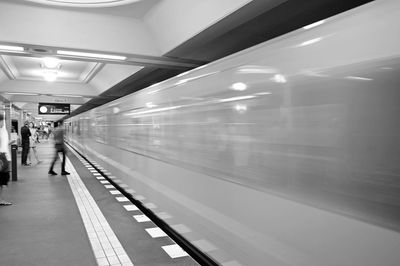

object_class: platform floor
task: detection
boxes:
[0,141,199,266]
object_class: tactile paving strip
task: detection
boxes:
[64,156,134,266]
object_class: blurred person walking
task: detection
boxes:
[48,121,69,176]
[20,121,31,166]
[0,114,12,206]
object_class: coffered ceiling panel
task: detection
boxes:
[0,55,102,83]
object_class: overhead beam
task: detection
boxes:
[4,94,88,105]
[0,42,205,70]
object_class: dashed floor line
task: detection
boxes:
[67,144,195,261]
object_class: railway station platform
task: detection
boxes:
[0,141,199,266]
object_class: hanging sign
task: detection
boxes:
[38,103,70,115]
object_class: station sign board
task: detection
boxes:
[38,103,70,115]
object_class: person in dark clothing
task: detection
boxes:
[48,121,70,176]
[20,121,31,166]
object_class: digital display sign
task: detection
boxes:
[38,103,70,115]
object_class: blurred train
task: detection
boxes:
[66,1,400,265]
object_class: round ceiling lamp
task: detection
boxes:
[22,0,142,8]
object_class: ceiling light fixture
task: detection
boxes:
[57,50,126,60]
[42,71,58,82]
[5,92,39,96]
[54,94,83,98]
[0,44,24,52]
[42,57,60,69]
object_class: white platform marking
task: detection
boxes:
[100,181,110,184]
[64,156,134,266]
[110,190,122,195]
[133,215,150,223]
[123,205,139,211]
[105,185,114,189]
[116,197,129,202]
[145,227,167,238]
[162,244,188,258]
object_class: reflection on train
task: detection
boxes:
[66,1,400,265]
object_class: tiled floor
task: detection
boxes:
[65,157,133,266]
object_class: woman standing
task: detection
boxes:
[28,122,41,164]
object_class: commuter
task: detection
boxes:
[43,124,49,140]
[48,121,70,176]
[20,121,31,166]
[27,122,41,164]
[0,114,11,206]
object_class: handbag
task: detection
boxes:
[0,152,9,172]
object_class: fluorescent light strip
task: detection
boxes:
[5,92,39,96]
[55,94,83,98]
[0,45,24,52]
[57,50,126,60]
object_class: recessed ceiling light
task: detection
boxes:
[43,57,60,69]
[0,44,24,52]
[43,71,58,82]
[57,50,126,60]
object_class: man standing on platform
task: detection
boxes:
[20,121,31,166]
[48,121,70,176]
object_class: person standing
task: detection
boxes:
[20,121,31,166]
[0,114,12,206]
[28,122,41,164]
[48,121,70,175]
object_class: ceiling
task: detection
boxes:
[0,0,255,121]
[1,0,160,18]
[0,0,374,122]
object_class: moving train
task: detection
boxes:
[66,1,400,265]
